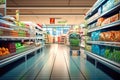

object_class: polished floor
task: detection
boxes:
[0,44,113,80]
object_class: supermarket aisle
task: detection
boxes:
[0,44,113,80]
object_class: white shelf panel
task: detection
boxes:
[0,19,29,31]
[0,36,36,40]
[0,19,16,27]
[88,20,120,33]
[84,50,120,74]
[0,46,43,68]
[87,41,120,47]
[0,26,14,30]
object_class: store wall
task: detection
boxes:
[19,15,85,25]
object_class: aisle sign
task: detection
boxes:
[50,18,55,24]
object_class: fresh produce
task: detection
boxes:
[105,47,120,63]
[15,42,25,49]
[0,47,10,56]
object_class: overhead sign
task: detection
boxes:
[50,18,55,24]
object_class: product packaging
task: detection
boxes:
[96,17,105,26]
[102,18,110,26]
[110,13,119,23]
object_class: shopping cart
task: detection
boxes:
[69,33,81,56]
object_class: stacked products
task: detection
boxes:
[89,12,120,29]
[105,47,120,63]
[0,17,31,37]
[85,0,120,64]
[100,30,120,42]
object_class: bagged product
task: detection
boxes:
[100,32,106,41]
[96,17,105,26]
[110,13,119,23]
[102,18,111,26]
[105,31,115,41]
[100,46,106,56]
[113,31,120,42]
[114,0,120,5]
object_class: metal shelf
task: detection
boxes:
[88,20,120,33]
[36,37,44,40]
[87,3,120,25]
[85,50,120,74]
[0,36,36,40]
[0,45,43,68]
[0,26,14,30]
[85,0,106,19]
[87,41,120,47]
[0,19,29,31]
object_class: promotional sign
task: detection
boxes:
[50,18,55,24]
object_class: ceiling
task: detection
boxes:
[6,0,96,25]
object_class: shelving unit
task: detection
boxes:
[88,20,120,33]
[87,2,120,25]
[84,50,120,74]
[87,41,120,48]
[0,19,29,31]
[0,45,43,68]
[0,36,35,40]
[0,18,44,68]
[85,0,106,19]
[85,0,120,76]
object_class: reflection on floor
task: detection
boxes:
[0,44,113,80]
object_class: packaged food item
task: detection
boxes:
[99,32,106,41]
[105,31,115,41]
[99,46,106,56]
[92,45,100,55]
[110,13,119,23]
[102,0,114,12]
[114,0,120,5]
[85,44,92,52]
[0,29,3,36]
[100,30,120,42]
[96,17,105,26]
[113,31,120,42]
[102,18,110,26]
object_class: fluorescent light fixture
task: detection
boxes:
[8,14,85,16]
[7,7,91,9]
